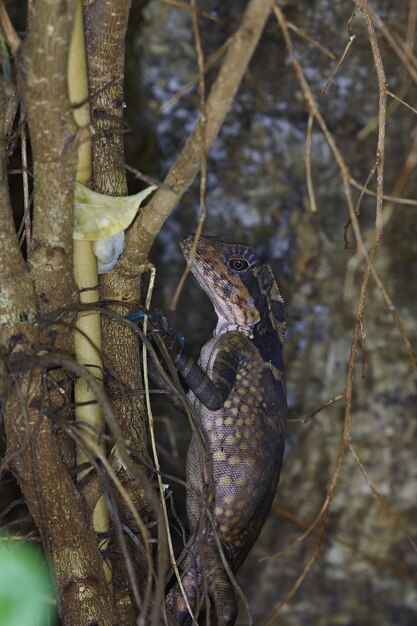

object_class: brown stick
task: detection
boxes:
[128,0,275,264]
[0,1,21,54]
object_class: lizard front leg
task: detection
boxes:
[142,312,245,624]
[149,310,241,411]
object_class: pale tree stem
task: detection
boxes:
[68,0,111,577]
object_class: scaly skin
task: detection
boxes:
[159,235,286,625]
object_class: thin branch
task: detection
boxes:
[274,505,417,584]
[125,163,173,192]
[163,0,223,24]
[0,1,21,55]
[168,0,209,310]
[288,393,344,424]
[387,89,417,116]
[132,0,276,262]
[170,220,204,310]
[19,114,31,252]
[190,0,207,226]
[348,443,417,552]
[344,162,378,252]
[265,512,328,624]
[321,33,356,96]
[370,6,417,86]
[159,39,230,113]
[305,112,317,212]
[349,176,417,206]
[288,21,337,60]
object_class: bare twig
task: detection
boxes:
[163,0,223,24]
[344,162,378,252]
[159,39,230,113]
[305,112,317,212]
[19,115,31,251]
[370,7,417,86]
[0,1,21,54]
[132,0,276,262]
[274,505,417,584]
[169,0,209,311]
[349,176,417,206]
[265,512,328,623]
[288,393,344,424]
[387,89,417,117]
[288,21,337,60]
[170,220,205,311]
[190,0,208,226]
[348,443,417,552]
[125,163,174,192]
[321,26,356,96]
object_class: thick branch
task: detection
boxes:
[4,374,117,626]
[83,0,150,463]
[1,3,119,624]
[83,1,153,622]
[19,0,78,312]
[129,0,275,263]
[84,0,131,194]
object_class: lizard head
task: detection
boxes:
[180,233,280,333]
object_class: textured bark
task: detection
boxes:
[83,1,152,622]
[84,0,130,195]
[0,2,119,624]
[83,0,148,459]
[4,376,117,626]
[19,0,78,313]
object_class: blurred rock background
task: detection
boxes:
[125,1,417,624]
[4,1,417,624]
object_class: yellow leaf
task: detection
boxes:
[73,183,157,240]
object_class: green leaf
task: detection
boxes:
[0,538,57,626]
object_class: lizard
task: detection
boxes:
[145,234,287,626]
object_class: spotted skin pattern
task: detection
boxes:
[163,235,286,626]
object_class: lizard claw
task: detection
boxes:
[126,308,185,348]
[125,309,146,322]
[151,309,185,351]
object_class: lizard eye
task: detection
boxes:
[229,258,250,272]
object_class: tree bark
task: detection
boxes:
[0,1,119,624]
[3,375,117,626]
[83,1,154,622]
